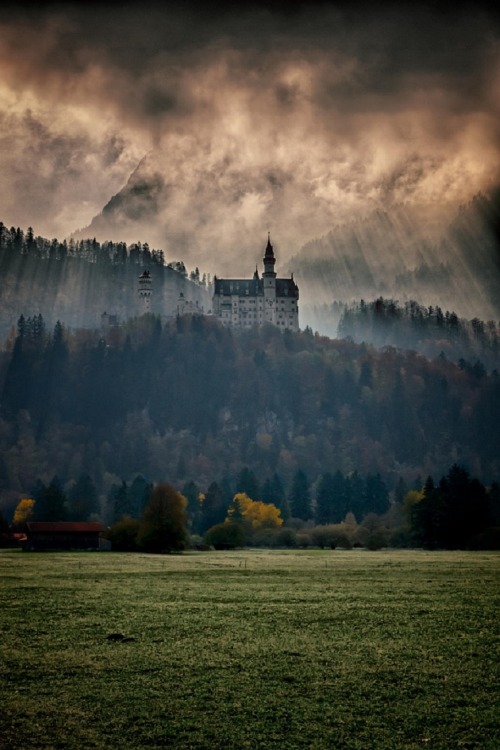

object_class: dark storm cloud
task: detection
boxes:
[0,1,498,250]
[2,2,497,123]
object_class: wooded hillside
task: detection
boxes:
[0,314,498,519]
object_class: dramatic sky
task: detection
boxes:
[1,1,499,269]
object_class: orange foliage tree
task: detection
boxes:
[228,492,283,530]
[12,498,35,529]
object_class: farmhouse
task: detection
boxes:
[24,522,105,551]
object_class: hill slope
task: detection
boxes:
[0,318,498,512]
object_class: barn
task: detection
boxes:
[24,522,105,551]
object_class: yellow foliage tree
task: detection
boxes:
[228,493,283,530]
[13,498,35,528]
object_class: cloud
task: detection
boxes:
[0,1,498,260]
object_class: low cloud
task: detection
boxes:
[0,2,498,264]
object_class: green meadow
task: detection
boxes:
[1,549,498,750]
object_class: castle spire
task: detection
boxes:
[263,233,276,277]
[264,232,274,258]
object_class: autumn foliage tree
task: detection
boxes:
[12,498,35,529]
[227,493,283,531]
[138,483,188,553]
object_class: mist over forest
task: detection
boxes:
[0,222,210,339]
[296,190,500,334]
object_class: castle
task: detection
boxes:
[212,235,299,330]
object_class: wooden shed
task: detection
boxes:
[24,522,105,551]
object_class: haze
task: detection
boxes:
[0,1,499,277]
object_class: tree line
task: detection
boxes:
[0,221,216,286]
[0,221,210,339]
[4,461,498,551]
[1,313,500,522]
[337,297,500,372]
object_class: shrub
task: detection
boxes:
[105,516,140,551]
[276,527,298,548]
[365,530,388,550]
[296,531,311,548]
[310,525,353,549]
[252,528,280,548]
[205,522,246,549]
[329,531,352,550]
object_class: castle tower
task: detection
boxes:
[262,233,276,324]
[138,270,152,314]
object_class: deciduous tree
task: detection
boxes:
[138,483,188,553]
[12,498,35,529]
[228,492,283,531]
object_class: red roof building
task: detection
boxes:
[25,522,105,551]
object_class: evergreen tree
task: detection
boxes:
[410,476,439,548]
[315,472,335,525]
[288,469,311,521]
[394,477,408,505]
[182,480,201,531]
[236,467,260,500]
[439,465,490,549]
[262,473,289,520]
[365,474,389,516]
[330,470,349,523]
[348,470,365,522]
[200,482,226,533]
[68,474,99,520]
[128,475,150,517]
[108,481,131,523]
[488,482,500,525]
[35,477,67,521]
[1,335,29,415]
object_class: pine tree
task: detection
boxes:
[288,469,311,521]
[68,474,99,520]
[36,477,67,522]
[315,472,335,525]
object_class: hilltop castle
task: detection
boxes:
[212,235,299,330]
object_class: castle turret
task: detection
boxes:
[263,233,276,323]
[138,270,152,314]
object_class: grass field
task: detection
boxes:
[1,549,499,750]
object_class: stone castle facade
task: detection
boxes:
[212,236,299,330]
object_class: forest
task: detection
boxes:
[0,221,209,338]
[0,311,499,549]
[337,297,500,371]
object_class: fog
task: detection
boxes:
[1,2,499,287]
